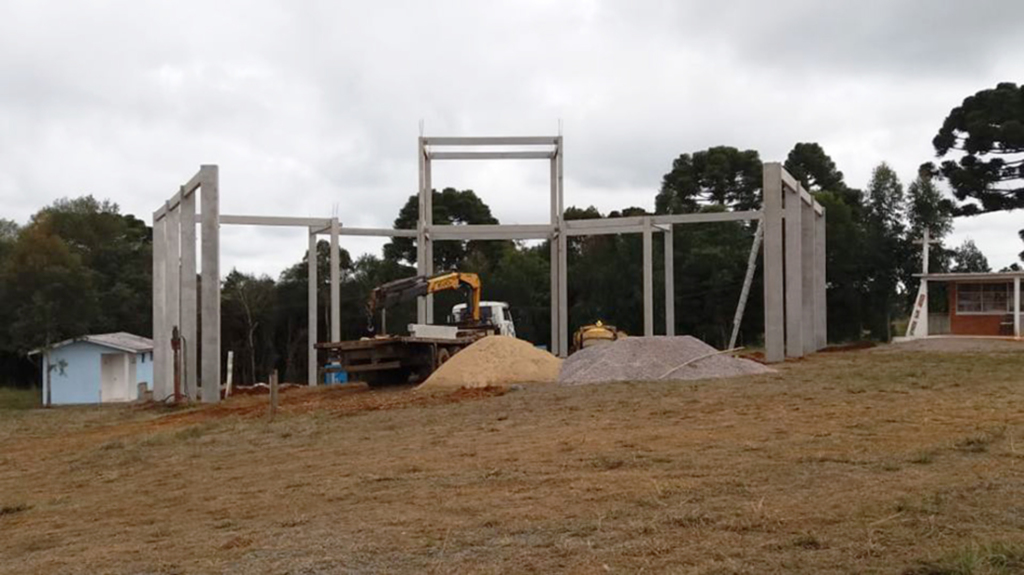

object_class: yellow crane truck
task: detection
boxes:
[316,271,515,386]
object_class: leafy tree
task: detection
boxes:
[863,163,907,340]
[951,239,991,273]
[930,82,1024,262]
[383,188,510,269]
[656,146,763,213]
[221,270,278,385]
[785,142,846,193]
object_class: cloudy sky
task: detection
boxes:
[2,0,1022,276]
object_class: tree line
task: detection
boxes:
[1,82,1021,386]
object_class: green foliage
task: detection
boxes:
[785,142,846,193]
[656,146,763,213]
[951,239,991,273]
[863,163,909,339]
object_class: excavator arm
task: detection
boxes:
[366,271,482,332]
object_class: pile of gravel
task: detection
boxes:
[559,336,772,385]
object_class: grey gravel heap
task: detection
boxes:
[559,336,772,385]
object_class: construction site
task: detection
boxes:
[4,132,1024,574]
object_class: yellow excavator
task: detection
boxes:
[572,320,626,353]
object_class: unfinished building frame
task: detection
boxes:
[152,137,826,403]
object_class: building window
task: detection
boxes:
[957,283,1011,314]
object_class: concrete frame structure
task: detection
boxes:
[153,140,826,402]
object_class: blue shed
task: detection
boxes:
[30,332,154,405]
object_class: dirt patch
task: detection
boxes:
[560,335,773,385]
[418,335,562,390]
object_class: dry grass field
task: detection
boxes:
[2,341,1024,574]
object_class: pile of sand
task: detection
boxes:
[418,335,562,390]
[559,336,772,385]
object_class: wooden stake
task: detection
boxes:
[268,369,279,421]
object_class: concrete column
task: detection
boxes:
[180,187,197,399]
[1015,276,1020,338]
[762,164,785,363]
[330,217,340,342]
[664,227,675,336]
[308,230,318,386]
[151,210,166,399]
[164,203,180,398]
[784,184,804,358]
[557,141,568,356]
[424,154,434,324]
[801,200,815,355]
[200,165,221,404]
[643,216,654,336]
[549,157,560,355]
[416,138,427,324]
[730,220,764,350]
[814,207,827,350]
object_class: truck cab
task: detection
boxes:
[451,301,516,337]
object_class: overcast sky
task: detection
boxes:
[2,0,1022,276]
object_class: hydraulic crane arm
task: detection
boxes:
[366,271,482,331]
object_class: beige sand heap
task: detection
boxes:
[418,335,562,390]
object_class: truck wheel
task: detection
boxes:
[435,348,451,369]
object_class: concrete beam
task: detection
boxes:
[215,215,333,227]
[652,210,763,225]
[423,136,559,146]
[565,225,646,236]
[428,151,555,161]
[180,187,198,400]
[428,224,554,240]
[154,168,204,220]
[730,220,764,350]
[762,163,785,363]
[200,165,221,403]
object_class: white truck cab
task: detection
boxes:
[451,301,516,337]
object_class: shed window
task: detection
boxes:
[957,283,1011,314]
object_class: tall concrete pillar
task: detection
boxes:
[416,138,427,324]
[200,165,221,404]
[664,227,675,336]
[164,204,180,398]
[801,200,815,355]
[151,210,167,399]
[643,216,653,337]
[549,157,560,355]
[556,140,568,357]
[180,187,197,400]
[308,230,318,386]
[814,207,827,349]
[762,164,785,363]
[330,217,340,342]
[424,154,434,324]
[784,183,804,358]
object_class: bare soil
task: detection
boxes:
[2,346,1024,574]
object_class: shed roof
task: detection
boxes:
[28,332,154,355]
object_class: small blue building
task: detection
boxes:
[31,332,154,405]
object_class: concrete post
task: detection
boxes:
[557,140,568,356]
[801,200,815,355]
[549,157,560,355]
[643,216,654,337]
[1015,276,1020,338]
[762,164,785,363]
[664,227,675,336]
[330,217,340,342]
[424,153,434,324]
[308,230,318,386]
[784,184,804,358]
[151,211,166,399]
[416,138,427,324]
[730,220,764,350]
[814,207,827,350]
[200,165,221,403]
[180,187,197,399]
[164,203,180,398]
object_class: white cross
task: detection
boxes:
[913,228,942,274]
